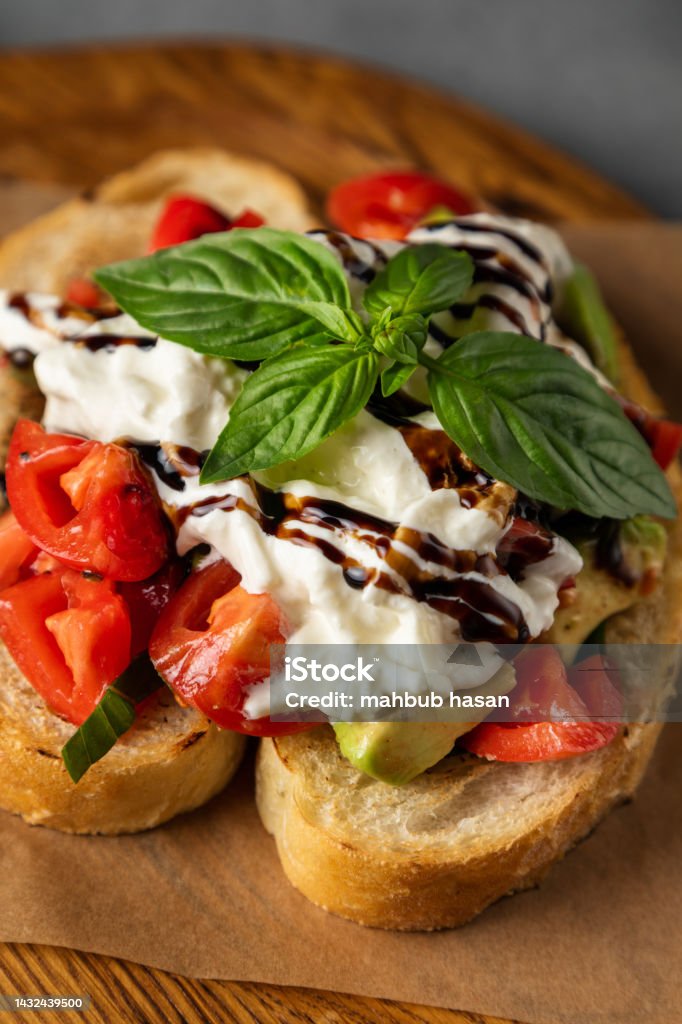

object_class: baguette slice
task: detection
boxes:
[257,339,682,930]
[0,644,245,835]
[257,721,661,930]
[0,147,315,292]
[0,147,314,833]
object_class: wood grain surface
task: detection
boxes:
[0,41,647,1024]
[0,43,647,223]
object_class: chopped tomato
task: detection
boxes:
[149,195,230,251]
[648,419,682,470]
[460,647,619,762]
[327,170,477,240]
[0,569,131,724]
[6,420,169,582]
[147,195,264,253]
[0,511,37,590]
[149,560,310,736]
[569,654,623,721]
[496,516,555,578]
[619,398,682,470]
[64,277,106,309]
[119,558,187,655]
[232,209,265,229]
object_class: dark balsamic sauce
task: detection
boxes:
[448,219,546,267]
[73,334,157,353]
[8,347,35,370]
[323,231,379,283]
[130,442,204,492]
[596,520,638,587]
[6,292,155,352]
[159,452,529,643]
[409,221,552,338]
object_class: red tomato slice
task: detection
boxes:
[64,277,106,309]
[0,569,131,724]
[148,195,266,252]
[232,209,265,229]
[119,558,187,656]
[649,418,682,470]
[568,655,623,721]
[619,398,682,470]
[149,560,310,736]
[6,420,169,582]
[0,510,38,590]
[496,516,556,579]
[460,647,619,762]
[327,171,477,240]
[149,195,230,251]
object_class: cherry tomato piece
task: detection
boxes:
[568,655,623,721]
[619,398,682,470]
[119,558,188,655]
[148,195,230,252]
[232,209,265,228]
[149,560,311,736]
[496,517,556,579]
[0,510,38,590]
[649,419,682,470]
[64,277,106,309]
[0,569,131,724]
[6,420,169,583]
[460,647,619,762]
[148,195,266,252]
[327,170,477,240]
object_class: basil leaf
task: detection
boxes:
[61,656,163,784]
[373,313,427,364]
[62,690,134,784]
[95,228,357,360]
[426,331,676,519]
[201,345,380,481]
[363,244,473,318]
[381,362,416,397]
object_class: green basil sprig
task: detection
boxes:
[95,228,363,360]
[202,344,380,481]
[424,333,674,519]
[61,656,163,783]
[96,229,676,520]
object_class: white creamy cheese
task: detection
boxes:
[38,335,246,452]
[0,217,586,682]
[0,291,90,354]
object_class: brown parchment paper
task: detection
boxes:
[1,185,681,1024]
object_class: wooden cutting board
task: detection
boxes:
[0,42,648,1024]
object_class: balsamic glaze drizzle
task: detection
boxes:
[131,435,530,643]
[6,293,156,352]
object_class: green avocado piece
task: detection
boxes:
[543,518,667,660]
[333,664,516,785]
[333,721,462,786]
[619,515,667,581]
[557,263,619,383]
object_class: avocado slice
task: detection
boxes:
[333,663,516,785]
[333,721,463,786]
[619,515,667,584]
[542,517,667,659]
[557,263,619,383]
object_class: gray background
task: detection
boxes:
[1,0,680,216]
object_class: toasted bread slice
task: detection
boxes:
[256,338,682,930]
[0,147,315,292]
[0,644,245,835]
[0,147,314,832]
[257,721,661,930]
